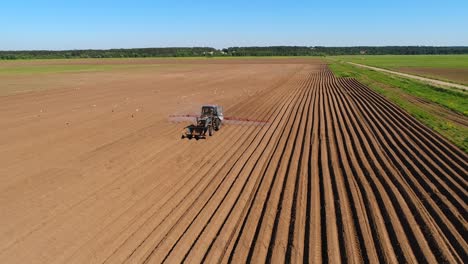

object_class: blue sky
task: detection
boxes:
[2,0,467,50]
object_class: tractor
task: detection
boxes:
[181,105,223,140]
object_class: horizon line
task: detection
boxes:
[2,45,468,52]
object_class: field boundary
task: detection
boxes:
[348,62,468,91]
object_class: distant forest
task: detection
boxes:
[1,46,468,60]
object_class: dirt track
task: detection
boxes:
[0,59,467,263]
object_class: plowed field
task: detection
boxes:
[0,59,466,263]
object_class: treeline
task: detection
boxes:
[1,46,468,60]
[224,46,468,56]
[0,47,218,60]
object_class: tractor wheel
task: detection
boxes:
[214,119,220,131]
[208,125,213,136]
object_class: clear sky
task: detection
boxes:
[2,0,467,50]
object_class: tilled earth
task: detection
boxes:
[0,59,466,263]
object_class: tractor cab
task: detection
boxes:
[201,106,214,116]
[201,105,223,121]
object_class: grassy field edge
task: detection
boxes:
[330,54,468,86]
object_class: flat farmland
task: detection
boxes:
[334,55,468,85]
[0,58,466,263]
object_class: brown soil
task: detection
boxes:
[0,59,466,263]
[398,67,468,86]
